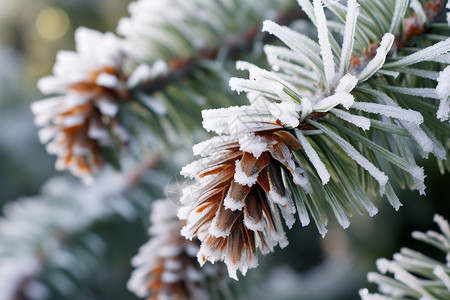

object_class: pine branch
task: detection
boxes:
[131,10,307,97]
[360,214,450,300]
[179,0,450,279]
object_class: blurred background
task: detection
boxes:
[0,0,448,299]
[0,0,132,203]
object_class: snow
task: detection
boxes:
[202,105,282,135]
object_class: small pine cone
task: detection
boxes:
[179,105,309,279]
[31,27,129,181]
[128,199,209,300]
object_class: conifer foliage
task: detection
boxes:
[1,0,449,299]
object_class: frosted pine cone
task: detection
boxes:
[31,27,129,181]
[179,105,312,279]
[128,199,209,300]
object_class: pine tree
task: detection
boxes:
[0,0,449,299]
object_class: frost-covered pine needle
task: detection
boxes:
[361,214,450,300]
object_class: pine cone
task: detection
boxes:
[128,199,209,300]
[31,27,129,181]
[179,105,310,279]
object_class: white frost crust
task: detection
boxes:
[436,65,450,121]
[351,102,424,125]
[336,73,358,94]
[208,214,230,238]
[193,135,238,157]
[202,105,282,135]
[434,266,450,291]
[292,167,312,194]
[96,97,119,117]
[433,214,450,239]
[234,161,259,187]
[268,101,301,128]
[268,190,289,206]
[409,0,426,25]
[314,92,355,112]
[161,271,181,283]
[295,129,331,184]
[243,214,266,232]
[358,33,395,82]
[96,73,119,88]
[239,133,268,159]
[127,64,153,88]
[330,108,371,130]
[339,0,359,76]
[223,196,245,211]
[313,0,335,93]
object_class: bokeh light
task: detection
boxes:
[36,7,70,41]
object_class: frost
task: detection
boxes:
[436,65,450,121]
[339,0,359,76]
[268,190,289,206]
[161,271,181,283]
[336,73,358,94]
[202,106,281,135]
[234,161,259,187]
[292,167,312,194]
[268,101,301,128]
[127,64,153,88]
[351,102,424,125]
[409,0,426,25]
[312,121,388,193]
[243,214,266,232]
[313,0,335,92]
[434,214,450,239]
[401,122,434,157]
[97,97,119,117]
[313,92,355,112]
[330,108,371,130]
[358,33,395,82]
[384,38,450,68]
[223,196,245,211]
[239,134,268,159]
[96,73,119,88]
[295,129,330,184]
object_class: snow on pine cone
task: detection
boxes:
[31,27,129,182]
[179,105,313,280]
[128,199,209,300]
